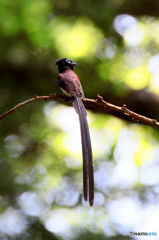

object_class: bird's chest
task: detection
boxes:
[57,71,83,97]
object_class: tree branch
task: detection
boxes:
[0,93,159,128]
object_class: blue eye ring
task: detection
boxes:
[65,58,71,64]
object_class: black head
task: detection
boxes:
[56,58,78,73]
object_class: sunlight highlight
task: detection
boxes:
[0,208,27,236]
[148,54,159,93]
[125,65,150,89]
[113,14,137,36]
[124,24,145,46]
[52,19,103,58]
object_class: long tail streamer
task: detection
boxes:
[73,96,94,206]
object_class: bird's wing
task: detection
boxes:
[57,71,84,98]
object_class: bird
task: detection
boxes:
[56,58,94,206]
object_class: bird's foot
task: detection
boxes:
[64,96,73,102]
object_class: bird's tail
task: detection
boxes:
[73,96,94,206]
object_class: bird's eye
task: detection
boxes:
[65,58,71,64]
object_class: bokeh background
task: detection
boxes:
[1,0,159,239]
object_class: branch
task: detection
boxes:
[85,95,159,128]
[0,94,65,120]
[0,93,159,129]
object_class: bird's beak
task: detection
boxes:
[72,62,78,66]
